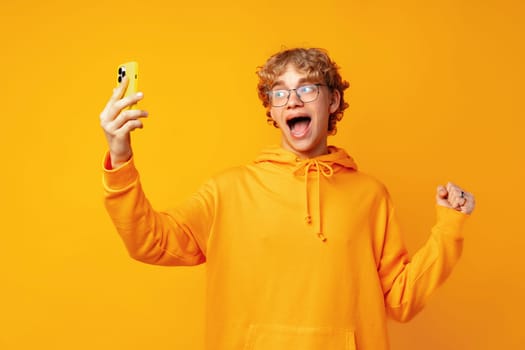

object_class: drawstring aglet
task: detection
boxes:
[317,232,327,242]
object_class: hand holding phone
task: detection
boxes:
[99,61,147,168]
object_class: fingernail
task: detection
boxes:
[137,92,143,98]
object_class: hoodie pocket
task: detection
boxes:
[243,324,356,350]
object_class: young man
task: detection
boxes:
[100,48,475,350]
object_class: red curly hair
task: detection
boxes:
[256,48,350,134]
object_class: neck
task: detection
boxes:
[281,143,329,160]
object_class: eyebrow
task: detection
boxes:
[271,77,316,89]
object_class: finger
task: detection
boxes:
[446,182,462,199]
[100,89,127,124]
[436,184,454,209]
[101,76,141,124]
[436,185,448,199]
[101,91,145,125]
[450,197,458,209]
[444,182,462,209]
[106,109,148,133]
[101,76,130,117]
[110,75,129,104]
[454,190,470,210]
[111,91,144,114]
[458,190,471,207]
[451,192,463,209]
[462,194,476,215]
[115,119,144,137]
[460,193,468,207]
[446,181,459,194]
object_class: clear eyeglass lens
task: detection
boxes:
[297,85,318,102]
[270,84,320,107]
[271,91,288,107]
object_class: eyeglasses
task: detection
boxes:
[268,83,324,107]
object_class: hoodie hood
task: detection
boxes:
[254,146,358,242]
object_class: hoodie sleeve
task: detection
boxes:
[103,153,213,266]
[378,197,467,322]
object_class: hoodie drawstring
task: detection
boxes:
[295,160,334,242]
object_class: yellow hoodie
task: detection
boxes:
[103,146,467,350]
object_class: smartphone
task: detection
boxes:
[116,61,139,108]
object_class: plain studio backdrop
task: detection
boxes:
[1,0,523,349]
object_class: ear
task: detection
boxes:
[329,90,341,114]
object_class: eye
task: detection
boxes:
[272,90,288,98]
[298,85,315,94]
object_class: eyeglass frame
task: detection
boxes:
[267,83,325,107]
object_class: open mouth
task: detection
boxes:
[287,116,311,137]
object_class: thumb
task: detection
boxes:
[436,185,448,199]
[436,184,452,208]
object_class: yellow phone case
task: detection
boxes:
[117,61,139,100]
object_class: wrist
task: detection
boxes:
[108,151,132,170]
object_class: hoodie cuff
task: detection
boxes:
[433,205,469,240]
[102,151,139,190]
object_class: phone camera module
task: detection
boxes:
[117,66,127,83]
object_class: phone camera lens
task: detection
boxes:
[118,76,122,83]
[118,67,122,74]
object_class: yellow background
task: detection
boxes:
[1,0,524,349]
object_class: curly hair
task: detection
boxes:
[256,48,350,134]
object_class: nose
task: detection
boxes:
[287,89,303,108]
